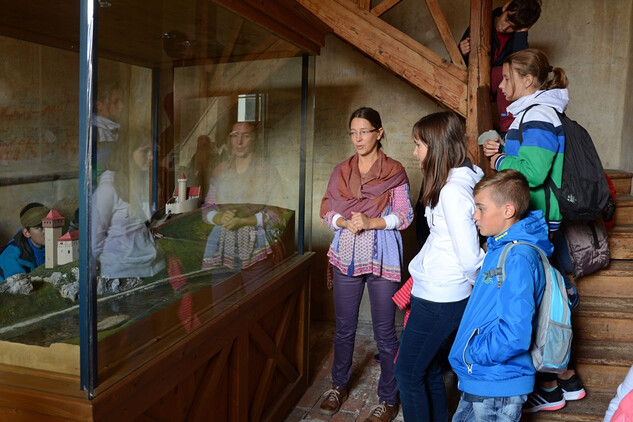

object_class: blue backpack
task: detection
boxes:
[496,241,572,373]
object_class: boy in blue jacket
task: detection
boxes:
[449,169,549,421]
[0,202,50,282]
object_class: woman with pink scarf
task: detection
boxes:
[318,107,413,422]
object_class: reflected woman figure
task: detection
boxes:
[202,121,289,281]
[93,136,165,279]
[319,107,413,422]
[394,111,484,422]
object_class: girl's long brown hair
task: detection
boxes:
[413,111,467,208]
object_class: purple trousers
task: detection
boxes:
[331,268,399,405]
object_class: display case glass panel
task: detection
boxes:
[0,0,314,394]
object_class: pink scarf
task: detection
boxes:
[320,150,408,219]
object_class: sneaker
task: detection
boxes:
[522,387,566,413]
[364,402,398,422]
[318,386,347,416]
[558,374,587,400]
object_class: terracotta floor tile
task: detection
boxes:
[288,321,409,421]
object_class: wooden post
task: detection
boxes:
[465,0,493,171]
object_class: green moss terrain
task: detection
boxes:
[0,210,213,340]
[0,279,75,325]
[0,206,293,346]
[153,209,212,272]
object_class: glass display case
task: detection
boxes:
[0,0,323,419]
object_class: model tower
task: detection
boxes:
[165,173,200,214]
[42,209,65,269]
[57,230,79,265]
[177,173,187,204]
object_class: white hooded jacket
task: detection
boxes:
[409,164,485,302]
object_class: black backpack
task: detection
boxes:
[519,104,610,221]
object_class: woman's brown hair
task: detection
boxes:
[413,111,467,208]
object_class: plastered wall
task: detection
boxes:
[310,0,633,322]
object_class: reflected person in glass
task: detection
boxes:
[94,79,125,175]
[201,121,289,281]
[92,135,165,279]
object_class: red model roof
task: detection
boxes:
[42,209,65,228]
[58,230,79,241]
[43,209,64,221]
[173,186,201,198]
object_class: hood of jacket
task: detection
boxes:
[450,160,485,189]
[486,209,552,257]
[409,161,485,302]
[508,88,569,116]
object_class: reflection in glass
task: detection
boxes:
[92,135,165,279]
[201,121,289,279]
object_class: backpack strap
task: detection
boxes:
[517,104,539,145]
[496,241,551,288]
[496,240,571,321]
[517,104,558,223]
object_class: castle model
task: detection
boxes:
[43,210,79,268]
[165,173,200,215]
[57,230,79,265]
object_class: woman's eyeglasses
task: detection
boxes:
[348,129,377,139]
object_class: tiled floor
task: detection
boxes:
[285,320,406,422]
[287,321,460,421]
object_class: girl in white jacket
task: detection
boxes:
[394,111,485,422]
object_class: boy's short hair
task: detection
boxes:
[474,170,530,218]
[19,202,50,229]
[507,0,542,29]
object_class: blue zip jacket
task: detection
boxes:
[0,231,39,282]
[449,210,551,397]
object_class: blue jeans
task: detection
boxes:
[452,393,527,422]
[394,295,468,422]
[331,268,399,405]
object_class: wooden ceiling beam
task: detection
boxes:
[298,0,467,116]
[371,0,402,17]
[424,0,466,68]
[212,0,328,55]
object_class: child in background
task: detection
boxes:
[0,202,50,281]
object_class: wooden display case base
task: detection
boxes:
[0,253,314,422]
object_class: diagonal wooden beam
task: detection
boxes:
[212,0,326,54]
[250,293,299,421]
[298,0,468,116]
[187,344,231,420]
[371,0,402,17]
[333,0,466,84]
[358,0,371,10]
[424,0,466,68]
[248,320,300,420]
